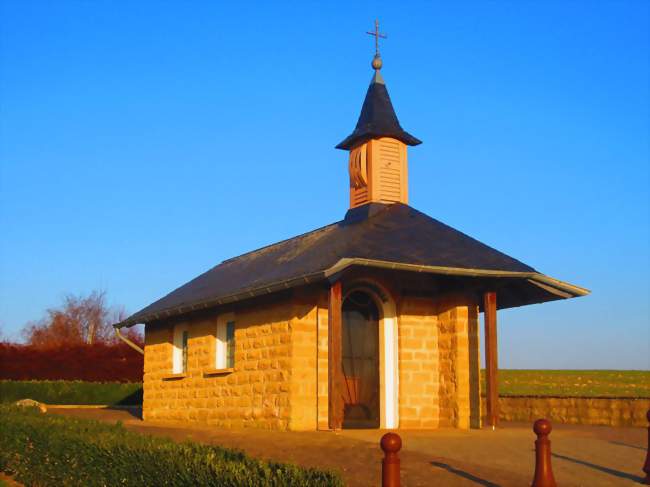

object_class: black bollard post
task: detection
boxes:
[643,409,650,485]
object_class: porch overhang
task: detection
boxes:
[114,257,589,328]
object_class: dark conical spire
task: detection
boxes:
[336,55,421,150]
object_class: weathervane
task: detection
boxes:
[366,19,387,70]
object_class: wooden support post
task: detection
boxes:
[643,409,650,485]
[532,419,557,487]
[328,280,344,430]
[380,432,402,487]
[484,291,499,429]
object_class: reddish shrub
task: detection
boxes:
[0,342,143,382]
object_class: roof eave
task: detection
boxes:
[114,257,589,329]
[326,257,589,296]
[335,131,422,150]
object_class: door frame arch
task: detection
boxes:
[342,280,399,429]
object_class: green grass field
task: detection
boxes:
[0,405,343,487]
[481,369,650,398]
[1,371,647,406]
[0,380,142,405]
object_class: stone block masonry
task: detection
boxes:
[483,396,650,427]
[435,294,481,429]
[397,297,440,428]
[143,294,314,430]
[142,285,483,431]
[396,294,480,429]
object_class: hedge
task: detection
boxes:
[0,405,343,486]
[0,343,143,382]
[0,380,142,405]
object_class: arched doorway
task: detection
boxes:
[342,290,380,428]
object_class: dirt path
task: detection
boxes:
[48,408,647,486]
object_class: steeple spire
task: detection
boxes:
[336,21,421,151]
[367,19,386,57]
[367,19,386,84]
[338,22,422,209]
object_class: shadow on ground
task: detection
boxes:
[430,461,500,487]
[608,440,646,451]
[107,406,142,420]
[552,453,645,483]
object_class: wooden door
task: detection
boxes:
[342,290,380,428]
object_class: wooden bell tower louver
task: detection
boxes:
[348,137,409,207]
[337,23,421,209]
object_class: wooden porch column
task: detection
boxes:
[484,291,499,428]
[328,280,344,429]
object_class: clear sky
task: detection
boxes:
[1,1,648,369]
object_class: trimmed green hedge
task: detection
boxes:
[0,380,142,405]
[0,405,343,486]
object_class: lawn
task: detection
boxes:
[0,380,142,405]
[0,405,342,486]
[481,369,650,398]
[2,371,648,407]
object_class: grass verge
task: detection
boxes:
[0,405,342,486]
[481,369,650,397]
[0,380,142,405]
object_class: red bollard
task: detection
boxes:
[643,409,650,485]
[380,432,402,487]
[532,419,557,487]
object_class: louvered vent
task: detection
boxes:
[352,187,368,207]
[378,139,402,202]
[346,138,408,209]
[349,143,370,208]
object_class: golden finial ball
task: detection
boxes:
[372,55,383,70]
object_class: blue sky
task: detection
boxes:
[1,1,648,369]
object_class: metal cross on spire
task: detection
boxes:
[366,19,387,57]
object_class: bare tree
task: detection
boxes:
[22,290,138,348]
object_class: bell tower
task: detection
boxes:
[336,20,421,209]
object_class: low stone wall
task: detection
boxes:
[482,396,650,427]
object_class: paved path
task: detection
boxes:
[48,407,647,486]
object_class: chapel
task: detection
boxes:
[115,32,588,431]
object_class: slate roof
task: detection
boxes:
[336,72,421,150]
[116,203,588,328]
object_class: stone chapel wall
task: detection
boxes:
[397,297,440,428]
[142,293,319,430]
[142,286,482,431]
[435,294,481,429]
